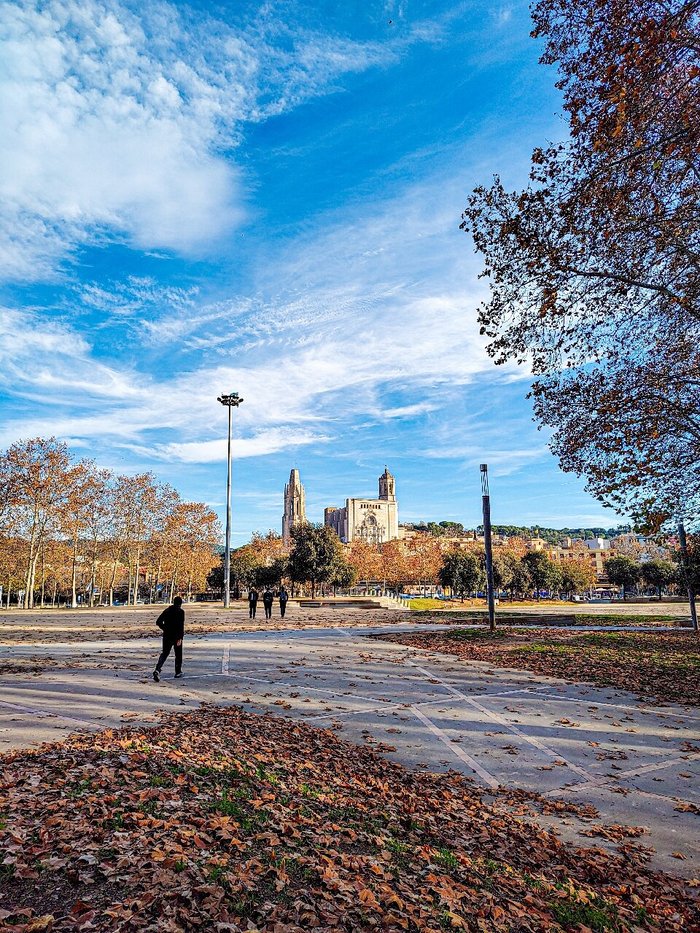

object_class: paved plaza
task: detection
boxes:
[0,605,698,877]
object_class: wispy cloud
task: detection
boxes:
[0,156,520,461]
[140,429,331,463]
[0,0,409,281]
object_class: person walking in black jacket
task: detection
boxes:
[279,587,288,619]
[262,587,274,620]
[153,596,185,682]
[248,588,258,619]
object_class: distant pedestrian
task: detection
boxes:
[262,587,274,620]
[153,596,185,682]
[248,587,258,619]
[279,586,288,619]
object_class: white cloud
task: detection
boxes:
[0,156,522,464]
[0,0,406,281]
[0,307,143,407]
[141,429,331,463]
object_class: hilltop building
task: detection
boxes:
[282,469,307,545]
[324,468,399,545]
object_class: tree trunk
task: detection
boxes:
[71,539,79,609]
[40,547,46,608]
[28,549,41,608]
[23,512,39,609]
[109,557,119,607]
[89,537,98,607]
[154,555,163,603]
[132,547,141,605]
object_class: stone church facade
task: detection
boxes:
[324,468,399,545]
[282,468,307,545]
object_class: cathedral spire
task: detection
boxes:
[282,469,307,545]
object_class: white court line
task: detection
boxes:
[411,705,499,789]
[534,692,700,721]
[228,671,450,713]
[303,695,472,722]
[0,698,101,730]
[407,661,597,784]
[222,644,229,674]
[615,753,700,779]
[543,753,700,797]
[304,706,392,722]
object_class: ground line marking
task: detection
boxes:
[407,661,597,784]
[0,698,101,730]
[614,753,700,780]
[536,693,700,721]
[411,705,499,789]
[227,671,445,711]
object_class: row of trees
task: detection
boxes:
[209,527,447,598]
[439,549,596,601]
[603,556,691,600]
[210,526,604,601]
[0,438,220,608]
[441,551,697,602]
[219,526,696,603]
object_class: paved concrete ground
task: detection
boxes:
[0,609,697,877]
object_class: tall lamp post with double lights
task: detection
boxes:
[217,392,244,608]
[480,463,496,633]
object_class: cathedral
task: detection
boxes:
[282,468,307,545]
[324,468,399,545]
[282,467,400,546]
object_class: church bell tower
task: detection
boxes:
[378,467,396,501]
[282,469,307,545]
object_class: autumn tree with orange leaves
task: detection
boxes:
[348,540,383,593]
[0,438,221,607]
[463,0,700,527]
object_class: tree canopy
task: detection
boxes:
[604,555,641,598]
[438,551,484,600]
[462,0,700,526]
[288,523,343,597]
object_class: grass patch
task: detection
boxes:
[550,896,621,931]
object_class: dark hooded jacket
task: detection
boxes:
[156,603,185,640]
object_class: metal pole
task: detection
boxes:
[480,464,496,633]
[218,392,243,607]
[677,521,698,632]
[224,403,232,608]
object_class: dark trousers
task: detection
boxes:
[249,604,256,618]
[263,602,272,619]
[280,602,287,618]
[156,637,182,674]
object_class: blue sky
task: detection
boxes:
[0,0,622,543]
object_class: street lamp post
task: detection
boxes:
[217,392,244,608]
[677,521,698,632]
[480,464,496,633]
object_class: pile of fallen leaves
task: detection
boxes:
[411,612,684,628]
[372,629,700,708]
[1,708,697,931]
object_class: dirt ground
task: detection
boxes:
[0,602,406,645]
[0,598,692,647]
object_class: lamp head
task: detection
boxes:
[217,392,244,407]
